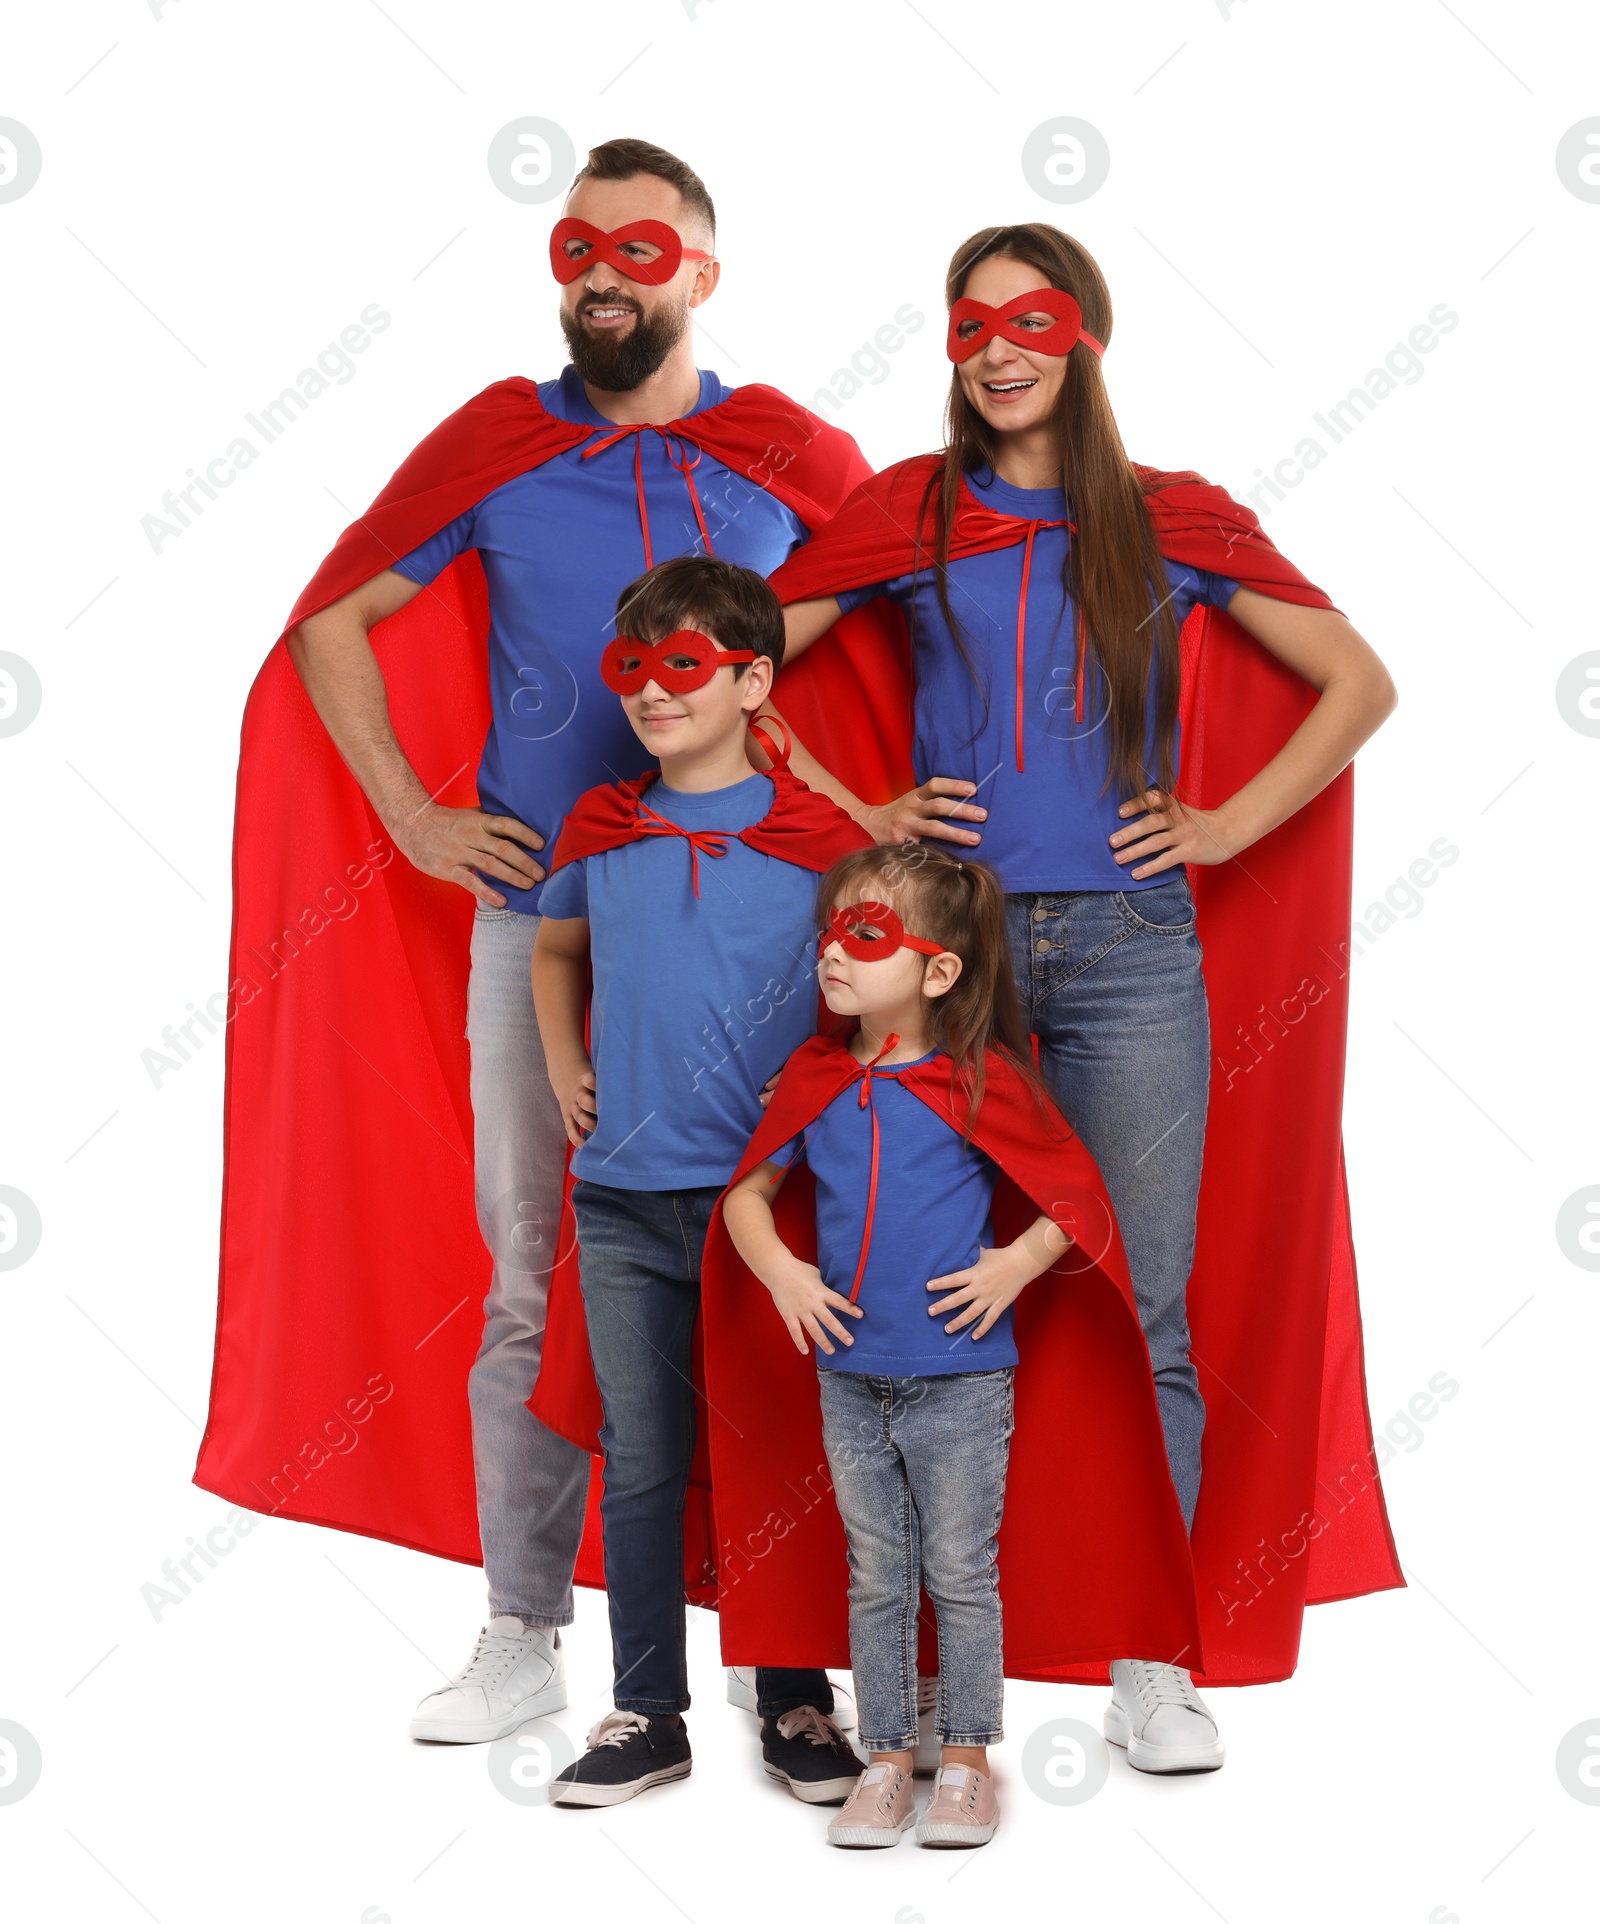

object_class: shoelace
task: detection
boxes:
[775,1705,848,1750]
[452,1629,533,1686]
[583,1710,653,1749]
[1129,1659,1204,1713]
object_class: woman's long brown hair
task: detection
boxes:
[924,223,1181,799]
[819,844,1057,1134]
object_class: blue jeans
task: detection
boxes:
[466,907,593,1627]
[1006,875,1210,1528]
[573,1178,834,1720]
[819,1369,1014,1750]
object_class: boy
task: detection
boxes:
[532,555,872,1807]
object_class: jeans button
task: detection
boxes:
[1035,938,1051,953]
[1032,907,1049,922]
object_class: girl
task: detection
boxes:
[757,223,1400,1763]
[725,844,1074,1849]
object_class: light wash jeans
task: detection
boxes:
[1005,875,1210,1528]
[466,907,593,1627]
[819,1368,1014,1751]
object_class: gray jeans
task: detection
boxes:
[466,907,592,1627]
[820,1368,1015,1750]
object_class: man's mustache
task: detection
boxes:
[573,289,644,322]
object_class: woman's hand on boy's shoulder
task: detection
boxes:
[859,777,987,850]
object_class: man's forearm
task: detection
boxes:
[288,614,434,835]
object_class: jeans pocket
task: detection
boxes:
[1115,874,1197,935]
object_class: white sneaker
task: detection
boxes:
[1105,1659,1225,1773]
[725,1666,858,1732]
[409,1617,567,1742]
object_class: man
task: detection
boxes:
[195,139,882,1778]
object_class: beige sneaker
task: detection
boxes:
[915,1763,999,1847]
[826,1761,917,1848]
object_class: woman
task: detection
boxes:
[763,223,1399,1773]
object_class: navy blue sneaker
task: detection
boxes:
[549,1710,692,1808]
[761,1705,864,1804]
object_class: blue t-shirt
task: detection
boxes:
[836,467,1237,894]
[773,1051,1012,1376]
[538,773,823,1191]
[393,368,808,914]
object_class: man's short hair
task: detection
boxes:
[615,556,783,677]
[571,138,716,242]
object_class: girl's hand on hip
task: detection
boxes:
[1109,788,1236,879]
[860,778,987,850]
[767,1259,864,1357]
[927,1244,1033,1341]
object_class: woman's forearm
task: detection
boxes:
[751,701,870,822]
[1213,663,1397,855]
[753,596,872,815]
[1203,592,1397,857]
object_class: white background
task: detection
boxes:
[2,2,1597,1919]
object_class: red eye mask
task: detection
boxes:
[599,629,753,695]
[549,217,712,287]
[821,901,946,961]
[946,288,1105,363]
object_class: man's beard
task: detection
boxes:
[560,291,689,392]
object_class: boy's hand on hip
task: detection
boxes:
[766,1258,864,1357]
[927,1244,1034,1340]
[552,1061,597,1147]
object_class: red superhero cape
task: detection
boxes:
[192,378,908,1571]
[698,1035,1202,1674]
[546,763,871,879]
[757,454,1403,1685]
[526,765,874,1542]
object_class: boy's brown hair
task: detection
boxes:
[614,555,785,678]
